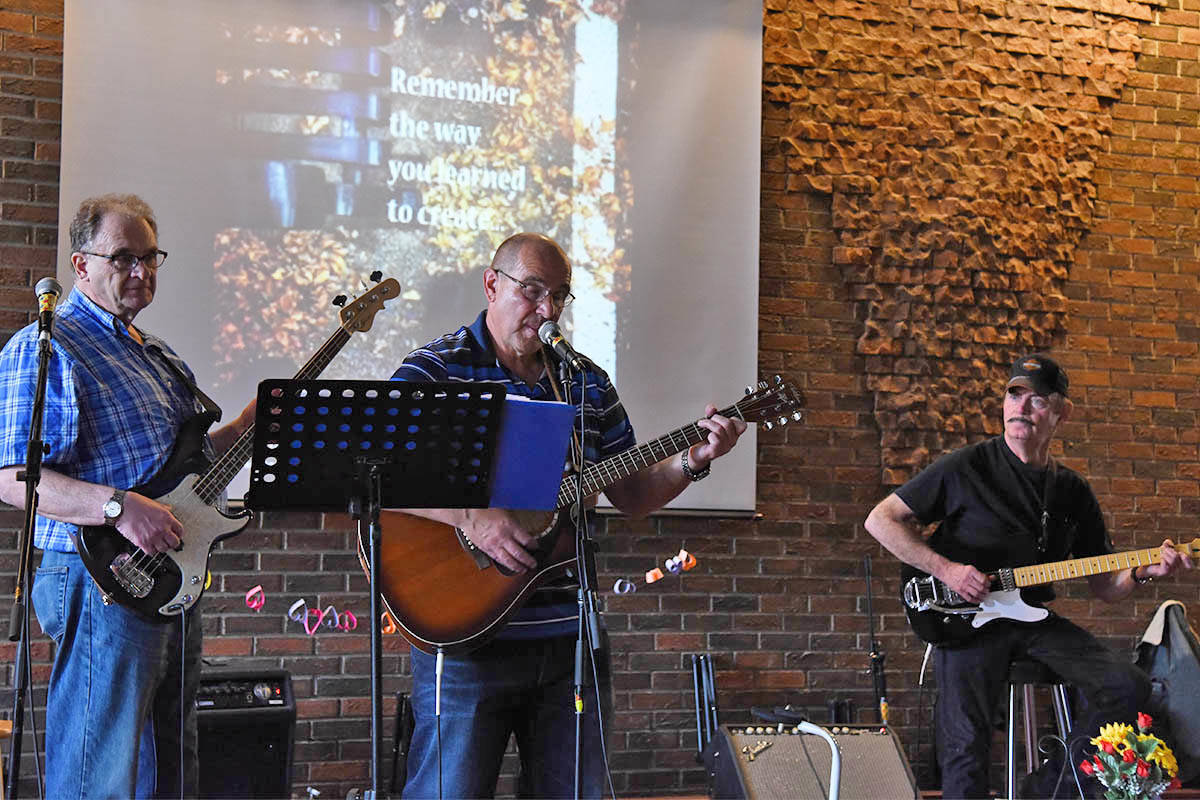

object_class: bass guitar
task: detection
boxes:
[362,377,804,655]
[901,537,1200,645]
[74,277,400,620]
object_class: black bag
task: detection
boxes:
[1134,601,1200,785]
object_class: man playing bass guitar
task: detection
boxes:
[865,354,1192,799]
[0,194,256,797]
[389,232,745,799]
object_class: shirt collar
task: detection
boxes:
[63,285,139,339]
[467,309,552,395]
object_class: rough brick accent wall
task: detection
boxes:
[768,0,1164,484]
[3,1,1200,797]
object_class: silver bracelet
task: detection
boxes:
[681,450,710,482]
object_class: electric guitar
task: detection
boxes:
[901,537,1200,645]
[361,377,804,655]
[73,277,401,621]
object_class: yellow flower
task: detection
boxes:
[1090,722,1134,748]
[1138,733,1179,777]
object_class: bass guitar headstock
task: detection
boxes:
[333,271,402,333]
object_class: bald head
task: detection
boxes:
[491,233,570,277]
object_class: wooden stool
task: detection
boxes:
[1006,659,1072,800]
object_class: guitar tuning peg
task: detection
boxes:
[369,270,383,282]
[773,375,782,384]
[758,381,767,390]
[778,416,788,426]
[332,295,347,307]
[763,421,775,431]
[792,411,803,421]
[745,385,753,395]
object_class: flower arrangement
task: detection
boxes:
[1079,713,1181,800]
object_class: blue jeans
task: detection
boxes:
[402,634,612,799]
[32,550,201,799]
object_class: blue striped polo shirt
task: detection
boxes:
[392,310,636,638]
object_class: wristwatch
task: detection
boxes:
[1131,567,1153,586]
[102,489,126,525]
[681,450,710,482]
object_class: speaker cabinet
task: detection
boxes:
[196,669,296,799]
[706,724,918,800]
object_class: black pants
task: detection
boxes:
[935,616,1151,800]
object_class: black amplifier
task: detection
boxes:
[195,669,295,799]
[195,671,292,712]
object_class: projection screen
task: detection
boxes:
[57,0,762,511]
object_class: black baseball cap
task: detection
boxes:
[1007,354,1069,397]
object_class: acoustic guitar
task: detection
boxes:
[361,377,804,654]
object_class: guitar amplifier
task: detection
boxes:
[706,724,918,800]
[196,669,295,799]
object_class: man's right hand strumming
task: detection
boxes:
[939,562,990,603]
[115,491,184,555]
[459,507,539,573]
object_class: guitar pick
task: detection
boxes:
[381,611,398,635]
[339,610,358,632]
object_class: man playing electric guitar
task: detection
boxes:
[865,354,1192,799]
[389,232,746,799]
[0,195,256,797]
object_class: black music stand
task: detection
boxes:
[246,379,506,798]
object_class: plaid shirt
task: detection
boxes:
[392,310,636,637]
[0,288,205,552]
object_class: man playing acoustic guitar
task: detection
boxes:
[865,354,1192,799]
[390,232,746,799]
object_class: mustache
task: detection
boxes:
[1006,416,1034,425]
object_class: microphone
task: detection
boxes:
[537,320,584,371]
[35,276,62,342]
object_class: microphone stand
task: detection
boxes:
[864,555,888,727]
[562,358,601,800]
[7,321,57,799]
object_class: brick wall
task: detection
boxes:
[2,0,1199,797]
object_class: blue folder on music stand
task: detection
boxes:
[488,396,574,510]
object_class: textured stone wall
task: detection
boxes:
[767,0,1160,483]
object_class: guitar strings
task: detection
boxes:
[557,398,749,507]
[117,326,355,587]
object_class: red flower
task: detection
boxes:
[1137,712,1153,731]
[1079,760,1095,776]
[1122,748,1137,764]
[1101,741,1115,755]
[1136,759,1150,778]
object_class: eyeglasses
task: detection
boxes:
[78,249,168,272]
[494,268,574,310]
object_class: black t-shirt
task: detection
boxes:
[896,436,1112,603]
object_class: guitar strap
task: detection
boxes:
[1037,458,1057,556]
[145,343,223,422]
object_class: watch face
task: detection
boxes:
[103,499,121,520]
